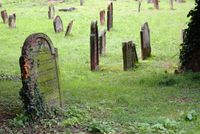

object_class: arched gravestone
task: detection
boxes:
[19,33,62,109]
[53,16,63,33]
[140,22,151,60]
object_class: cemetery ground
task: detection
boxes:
[0,0,200,133]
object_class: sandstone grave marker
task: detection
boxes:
[107,2,113,31]
[140,22,151,60]
[65,20,73,36]
[8,13,16,28]
[53,16,63,33]
[1,10,8,23]
[19,33,62,109]
[100,10,105,25]
[90,21,99,71]
[99,29,106,56]
[48,5,55,19]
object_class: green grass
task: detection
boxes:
[0,0,200,133]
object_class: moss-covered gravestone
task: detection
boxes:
[19,33,62,119]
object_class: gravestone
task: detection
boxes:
[90,21,99,71]
[8,13,16,28]
[48,5,55,19]
[170,0,174,10]
[107,2,113,31]
[53,16,63,33]
[65,20,73,36]
[100,10,105,25]
[140,22,151,60]
[154,0,159,10]
[80,0,83,6]
[99,29,106,56]
[1,10,8,23]
[122,41,138,71]
[138,0,142,12]
[19,33,62,111]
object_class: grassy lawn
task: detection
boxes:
[0,0,200,133]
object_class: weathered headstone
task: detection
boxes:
[80,0,83,6]
[65,20,73,36]
[48,4,55,19]
[170,0,174,10]
[122,41,138,71]
[90,21,99,71]
[8,13,16,28]
[107,2,113,31]
[140,22,151,60]
[19,33,62,114]
[154,0,159,10]
[99,29,106,56]
[100,10,105,25]
[53,16,63,33]
[1,10,8,23]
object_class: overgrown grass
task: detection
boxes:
[0,0,200,133]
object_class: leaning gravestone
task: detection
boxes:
[90,21,99,71]
[48,4,55,19]
[100,10,105,25]
[140,22,151,60]
[1,10,8,23]
[53,16,63,33]
[65,20,73,36]
[107,2,113,31]
[99,29,106,56]
[154,0,159,10]
[122,41,138,71]
[8,13,16,28]
[19,33,62,115]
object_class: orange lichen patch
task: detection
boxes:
[22,58,30,80]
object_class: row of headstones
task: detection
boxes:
[90,20,151,71]
[1,10,16,28]
[99,2,113,31]
[140,0,186,11]
[48,5,73,36]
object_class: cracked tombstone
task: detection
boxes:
[53,16,63,33]
[19,33,63,117]
[100,10,105,25]
[140,22,151,60]
[8,13,16,28]
[122,41,138,71]
[107,2,113,31]
[154,0,159,10]
[1,10,8,23]
[99,29,106,56]
[65,20,73,36]
[48,5,55,19]
[90,21,99,71]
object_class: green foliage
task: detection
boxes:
[180,0,200,71]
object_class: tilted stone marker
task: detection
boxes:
[122,41,138,71]
[140,22,151,60]
[154,0,159,10]
[100,10,105,25]
[65,20,73,36]
[48,4,55,19]
[90,21,99,71]
[19,33,63,111]
[1,10,8,23]
[53,16,63,33]
[99,29,106,56]
[107,2,113,31]
[8,13,16,28]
